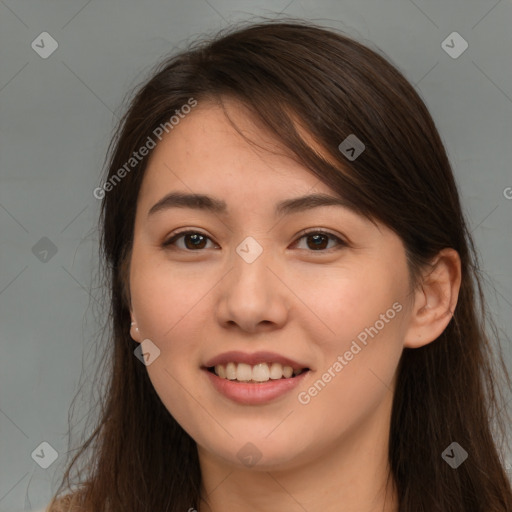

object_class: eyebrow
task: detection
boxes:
[147,191,358,218]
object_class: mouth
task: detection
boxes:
[205,362,310,383]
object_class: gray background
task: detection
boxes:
[1,0,511,510]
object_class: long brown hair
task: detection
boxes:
[48,19,512,511]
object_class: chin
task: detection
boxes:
[199,433,313,472]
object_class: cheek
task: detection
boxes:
[129,258,216,392]
[130,253,203,337]
[301,263,402,345]
[318,301,405,392]
[306,265,407,402]
[296,305,404,444]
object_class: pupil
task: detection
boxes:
[186,234,206,249]
[309,234,327,250]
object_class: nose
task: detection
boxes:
[215,240,290,334]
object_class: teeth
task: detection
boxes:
[212,362,305,382]
[252,363,270,382]
[236,363,252,382]
[282,365,293,378]
[226,362,237,380]
[269,362,283,380]
[216,364,226,379]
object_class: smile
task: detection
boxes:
[204,368,310,404]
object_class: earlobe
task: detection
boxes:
[404,248,461,349]
[130,320,142,343]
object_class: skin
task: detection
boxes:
[128,98,461,512]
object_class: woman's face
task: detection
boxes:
[128,98,414,471]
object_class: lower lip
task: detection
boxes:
[203,368,309,405]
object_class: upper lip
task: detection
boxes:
[203,351,310,372]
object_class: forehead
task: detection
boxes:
[138,100,339,210]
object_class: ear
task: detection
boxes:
[404,248,461,349]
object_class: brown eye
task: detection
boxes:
[162,231,216,251]
[294,230,346,252]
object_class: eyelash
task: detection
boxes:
[162,228,347,253]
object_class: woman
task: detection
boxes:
[46,20,512,511]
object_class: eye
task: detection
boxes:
[162,230,218,251]
[293,229,346,252]
[162,228,346,252]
